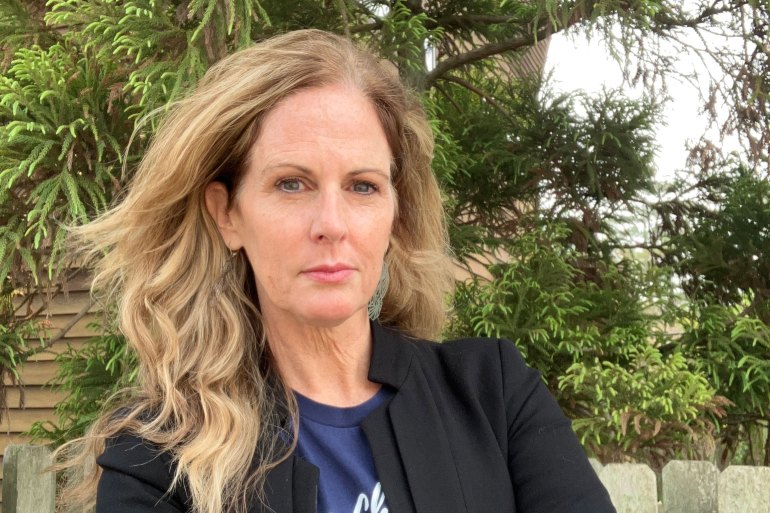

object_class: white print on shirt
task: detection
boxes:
[352,482,388,513]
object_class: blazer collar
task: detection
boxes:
[367,320,416,389]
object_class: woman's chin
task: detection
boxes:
[298,303,369,328]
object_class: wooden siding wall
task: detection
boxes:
[3,271,97,500]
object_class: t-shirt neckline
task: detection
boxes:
[294,387,392,428]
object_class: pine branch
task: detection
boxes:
[350,21,381,33]
[651,0,750,30]
[44,296,95,347]
[424,26,554,88]
[433,14,519,29]
[336,0,352,37]
[350,13,520,34]
[439,74,514,122]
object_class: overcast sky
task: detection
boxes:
[544,28,740,182]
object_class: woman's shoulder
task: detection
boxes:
[97,429,190,511]
[373,321,533,381]
[96,406,187,502]
[97,404,175,471]
[389,330,539,401]
[409,333,531,376]
[97,430,175,481]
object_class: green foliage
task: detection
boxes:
[447,226,722,466]
[0,285,46,417]
[0,42,126,283]
[661,166,770,306]
[0,1,56,55]
[44,0,271,118]
[375,1,444,82]
[1,0,272,287]
[677,296,770,465]
[28,326,135,445]
[448,226,584,370]
[649,160,770,464]
[431,70,659,271]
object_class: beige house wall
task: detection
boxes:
[3,271,96,501]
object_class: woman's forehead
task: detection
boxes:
[247,85,393,169]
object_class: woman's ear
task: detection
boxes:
[204,182,243,250]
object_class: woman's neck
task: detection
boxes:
[264,312,380,407]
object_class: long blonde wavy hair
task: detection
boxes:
[56,29,454,513]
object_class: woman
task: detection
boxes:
[58,30,615,513]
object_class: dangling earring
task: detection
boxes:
[214,249,238,298]
[368,262,389,321]
[223,249,238,274]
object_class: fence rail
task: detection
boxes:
[3,445,770,513]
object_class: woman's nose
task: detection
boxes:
[310,190,348,243]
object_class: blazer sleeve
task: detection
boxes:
[96,432,188,513]
[499,339,616,513]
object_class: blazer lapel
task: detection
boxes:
[363,404,418,513]
[261,457,292,513]
[366,323,468,513]
[292,457,319,513]
[260,455,318,513]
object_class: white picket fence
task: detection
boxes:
[3,445,770,513]
[590,458,770,513]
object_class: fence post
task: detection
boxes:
[2,445,56,513]
[598,463,658,513]
[717,465,770,513]
[588,458,603,477]
[661,460,718,513]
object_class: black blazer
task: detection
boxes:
[97,322,616,513]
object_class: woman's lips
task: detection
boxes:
[302,265,355,283]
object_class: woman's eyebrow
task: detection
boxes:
[261,164,391,180]
[349,168,392,180]
[260,162,314,175]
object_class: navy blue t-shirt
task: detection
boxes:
[295,388,393,513]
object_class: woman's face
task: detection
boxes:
[206,84,396,329]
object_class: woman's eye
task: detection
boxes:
[276,178,303,192]
[351,181,377,194]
